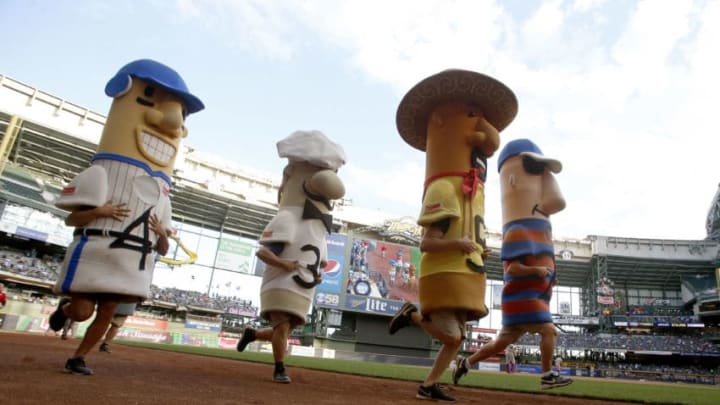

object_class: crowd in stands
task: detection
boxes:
[148,285,257,315]
[516,332,719,353]
[610,305,700,326]
[0,247,258,316]
[1,249,61,281]
[597,362,714,375]
[627,305,693,317]
[595,362,719,384]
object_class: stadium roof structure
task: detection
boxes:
[0,108,282,240]
[479,246,718,291]
[1,74,719,307]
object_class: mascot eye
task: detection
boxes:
[467,111,477,118]
[522,155,546,175]
[144,86,155,98]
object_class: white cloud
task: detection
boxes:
[174,0,720,240]
[523,0,564,38]
[572,0,608,13]
[175,0,299,60]
[342,159,424,216]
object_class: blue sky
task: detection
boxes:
[2,0,719,241]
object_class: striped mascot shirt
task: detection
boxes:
[500,218,555,326]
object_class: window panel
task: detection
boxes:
[196,235,219,266]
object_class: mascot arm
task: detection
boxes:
[417,179,460,227]
[417,180,474,254]
[149,213,169,256]
[152,199,172,256]
[259,210,296,244]
[155,234,169,256]
[419,218,476,254]
[256,244,298,272]
[257,210,298,271]
[65,202,129,227]
[505,261,551,278]
[55,165,108,211]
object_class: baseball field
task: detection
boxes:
[2,331,718,404]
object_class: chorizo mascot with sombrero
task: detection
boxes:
[388,69,517,402]
[48,59,204,376]
[236,130,346,384]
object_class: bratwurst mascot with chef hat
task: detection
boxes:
[388,69,517,402]
[48,59,204,375]
[236,130,346,384]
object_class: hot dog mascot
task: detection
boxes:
[48,59,204,375]
[389,69,517,401]
[236,130,346,384]
[453,138,573,390]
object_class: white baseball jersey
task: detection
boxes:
[259,206,328,323]
[54,155,172,299]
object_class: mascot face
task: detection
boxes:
[96,78,188,175]
[425,101,500,176]
[499,154,565,224]
[277,161,345,211]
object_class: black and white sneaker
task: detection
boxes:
[416,384,456,402]
[541,372,573,389]
[273,370,292,384]
[65,357,93,376]
[236,328,256,352]
[49,298,70,332]
[452,356,469,385]
[388,302,417,335]
[99,343,111,353]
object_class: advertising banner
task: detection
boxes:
[15,226,48,242]
[117,328,170,344]
[343,295,407,316]
[0,204,73,246]
[215,238,256,274]
[14,315,48,332]
[218,337,238,350]
[185,317,222,332]
[172,333,213,347]
[597,295,614,305]
[224,304,258,317]
[477,362,501,372]
[314,292,341,308]
[316,234,347,295]
[343,236,420,315]
[124,316,169,331]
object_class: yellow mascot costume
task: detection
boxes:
[389,69,517,401]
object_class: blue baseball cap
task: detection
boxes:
[497,138,562,173]
[105,59,205,114]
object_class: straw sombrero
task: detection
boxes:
[396,69,518,151]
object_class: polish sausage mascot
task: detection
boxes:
[48,59,204,375]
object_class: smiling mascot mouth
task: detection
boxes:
[138,130,176,166]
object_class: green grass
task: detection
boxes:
[122,341,720,405]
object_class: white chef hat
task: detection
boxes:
[276,130,346,170]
